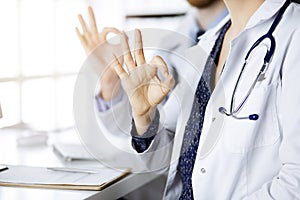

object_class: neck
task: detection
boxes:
[195,0,226,31]
[224,0,265,35]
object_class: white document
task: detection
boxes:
[0,165,131,190]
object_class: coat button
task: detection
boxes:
[212,117,216,122]
[201,168,206,174]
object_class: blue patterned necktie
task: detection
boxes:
[179,20,231,200]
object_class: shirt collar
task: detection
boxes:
[198,15,230,42]
[206,9,229,30]
[161,8,228,50]
[198,0,288,42]
[194,9,229,41]
[245,0,287,30]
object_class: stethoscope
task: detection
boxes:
[219,0,291,121]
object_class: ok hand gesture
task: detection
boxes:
[76,7,123,100]
[76,6,121,55]
[113,30,175,135]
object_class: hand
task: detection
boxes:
[76,7,122,100]
[76,6,121,55]
[113,29,175,134]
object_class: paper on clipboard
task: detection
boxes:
[0,165,131,191]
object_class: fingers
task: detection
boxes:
[134,29,146,66]
[120,30,146,71]
[150,56,175,93]
[88,6,98,34]
[75,27,87,46]
[121,32,136,71]
[78,14,88,34]
[113,55,128,79]
[102,27,122,35]
[100,27,122,41]
[150,56,169,76]
[162,73,175,92]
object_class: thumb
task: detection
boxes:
[150,56,175,94]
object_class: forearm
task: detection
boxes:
[95,87,124,112]
[132,107,157,135]
[96,93,132,135]
[131,109,175,154]
[131,109,160,152]
[130,109,175,172]
[99,78,121,101]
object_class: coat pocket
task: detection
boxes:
[222,83,281,154]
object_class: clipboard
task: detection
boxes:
[0,165,131,191]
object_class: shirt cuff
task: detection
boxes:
[95,89,124,112]
[131,110,160,153]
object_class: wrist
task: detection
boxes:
[99,81,121,101]
[133,108,156,135]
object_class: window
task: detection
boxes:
[0,0,188,130]
[0,0,87,130]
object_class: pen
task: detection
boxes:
[47,167,100,174]
[0,165,8,173]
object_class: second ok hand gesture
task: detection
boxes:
[113,29,175,135]
[76,6,121,55]
[76,7,123,100]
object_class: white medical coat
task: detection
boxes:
[98,0,300,199]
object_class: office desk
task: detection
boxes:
[0,129,162,200]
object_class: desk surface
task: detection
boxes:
[0,128,161,200]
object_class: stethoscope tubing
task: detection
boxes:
[219,0,291,121]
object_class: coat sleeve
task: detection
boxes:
[97,92,132,135]
[96,86,176,171]
[247,29,300,200]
